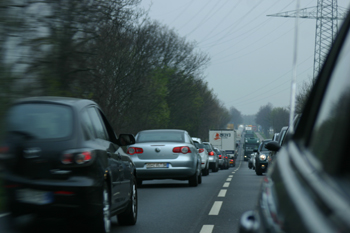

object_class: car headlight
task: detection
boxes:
[244,155,247,157]
[257,140,259,143]
[259,154,266,161]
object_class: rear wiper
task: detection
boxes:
[9,130,36,139]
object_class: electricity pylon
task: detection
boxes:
[268,0,348,77]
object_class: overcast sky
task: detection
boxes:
[140,0,349,115]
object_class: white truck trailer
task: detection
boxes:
[209,129,237,158]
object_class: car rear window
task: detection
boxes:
[136,131,184,142]
[203,143,212,152]
[6,103,73,139]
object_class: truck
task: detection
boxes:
[209,129,237,158]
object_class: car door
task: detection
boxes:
[85,107,125,206]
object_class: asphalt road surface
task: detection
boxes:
[0,142,263,233]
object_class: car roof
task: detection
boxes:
[138,129,187,133]
[12,96,97,111]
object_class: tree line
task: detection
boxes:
[0,0,230,139]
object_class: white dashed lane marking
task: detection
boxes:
[218,189,227,197]
[200,225,214,233]
[0,213,9,218]
[209,201,223,215]
[223,182,230,187]
[226,178,232,181]
[229,175,233,177]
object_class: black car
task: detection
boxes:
[239,9,350,233]
[0,97,137,233]
[254,139,271,175]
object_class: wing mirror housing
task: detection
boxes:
[117,134,135,146]
[265,141,281,152]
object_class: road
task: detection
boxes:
[0,142,264,233]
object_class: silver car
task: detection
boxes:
[128,129,202,187]
[192,138,210,176]
[203,142,219,172]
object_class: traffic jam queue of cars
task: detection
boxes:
[0,100,233,232]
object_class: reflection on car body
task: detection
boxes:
[240,10,350,233]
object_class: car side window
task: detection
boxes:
[81,109,95,140]
[308,27,350,175]
[87,107,108,141]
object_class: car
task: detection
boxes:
[229,154,236,167]
[221,150,229,169]
[127,129,202,187]
[0,97,137,232]
[254,139,271,175]
[248,153,255,169]
[203,142,219,172]
[239,9,350,233]
[272,132,279,141]
[214,148,228,170]
[192,139,210,176]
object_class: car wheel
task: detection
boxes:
[117,176,138,225]
[136,178,142,187]
[202,164,209,176]
[90,182,111,233]
[255,167,262,176]
[189,170,199,187]
[198,170,202,184]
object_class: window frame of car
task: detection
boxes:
[292,11,350,177]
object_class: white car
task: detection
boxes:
[192,138,210,176]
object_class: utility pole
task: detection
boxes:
[267,0,348,78]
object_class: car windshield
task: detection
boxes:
[6,103,73,139]
[136,131,185,142]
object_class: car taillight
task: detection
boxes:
[198,148,204,153]
[219,154,222,159]
[62,150,94,165]
[225,156,228,159]
[127,147,143,155]
[173,146,192,154]
[208,151,214,156]
[54,191,75,195]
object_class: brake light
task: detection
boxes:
[62,150,94,165]
[127,147,143,155]
[198,148,204,153]
[219,154,222,159]
[208,151,214,156]
[173,146,192,154]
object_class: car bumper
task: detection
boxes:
[3,173,102,218]
[256,161,268,172]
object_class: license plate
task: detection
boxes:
[146,163,168,168]
[16,189,53,205]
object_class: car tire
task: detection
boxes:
[90,182,111,233]
[136,178,142,187]
[202,164,209,176]
[189,170,199,187]
[255,167,262,176]
[198,170,202,184]
[117,176,138,225]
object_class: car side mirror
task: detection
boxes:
[265,141,280,152]
[117,134,135,146]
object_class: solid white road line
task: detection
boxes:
[226,178,232,181]
[0,213,10,218]
[200,225,214,233]
[209,201,223,215]
[218,189,227,197]
[223,182,230,188]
